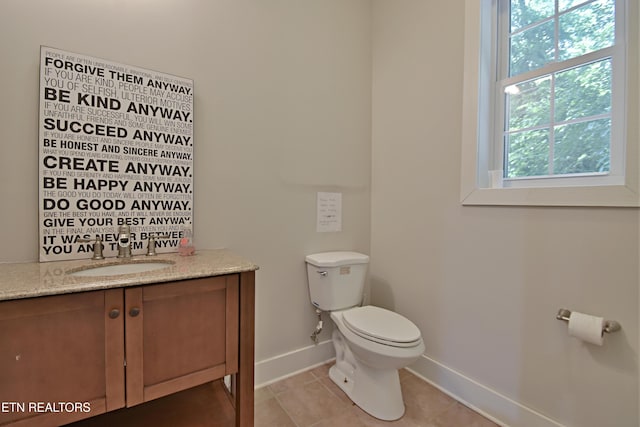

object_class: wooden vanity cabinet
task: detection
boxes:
[0,272,253,427]
[124,275,238,406]
[0,289,125,427]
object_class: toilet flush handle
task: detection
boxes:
[317,270,328,277]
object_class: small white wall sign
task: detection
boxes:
[317,192,342,232]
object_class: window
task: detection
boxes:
[500,0,620,185]
[460,0,640,206]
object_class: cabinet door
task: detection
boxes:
[0,289,125,426]
[124,275,238,406]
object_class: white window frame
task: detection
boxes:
[461,0,640,206]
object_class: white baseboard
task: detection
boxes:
[408,354,565,427]
[254,339,335,388]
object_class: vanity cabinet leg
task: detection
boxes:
[236,271,255,427]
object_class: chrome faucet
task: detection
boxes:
[77,235,105,260]
[145,233,170,256]
[117,224,132,258]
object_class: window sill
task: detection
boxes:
[460,184,640,207]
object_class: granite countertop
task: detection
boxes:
[0,249,258,301]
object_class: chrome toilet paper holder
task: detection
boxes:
[556,308,621,334]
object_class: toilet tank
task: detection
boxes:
[305,251,369,311]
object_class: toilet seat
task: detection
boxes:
[342,306,421,348]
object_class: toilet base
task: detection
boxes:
[329,349,405,421]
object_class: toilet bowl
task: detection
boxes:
[329,306,425,420]
[333,306,424,368]
[305,251,425,421]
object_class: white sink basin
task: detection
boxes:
[68,261,174,277]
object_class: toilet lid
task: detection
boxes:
[342,306,421,346]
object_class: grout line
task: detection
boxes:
[271,382,308,427]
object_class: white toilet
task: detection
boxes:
[305,251,425,421]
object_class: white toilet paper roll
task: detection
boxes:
[568,311,604,346]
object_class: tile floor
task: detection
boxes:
[255,363,500,427]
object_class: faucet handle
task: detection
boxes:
[145,233,171,256]
[77,235,105,260]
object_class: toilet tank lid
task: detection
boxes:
[305,251,369,267]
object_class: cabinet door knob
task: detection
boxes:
[129,307,141,317]
[108,308,120,319]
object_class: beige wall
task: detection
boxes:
[0,0,372,362]
[371,1,638,426]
